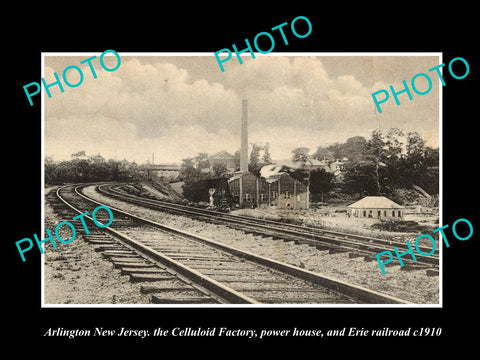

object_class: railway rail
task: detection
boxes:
[96,183,439,271]
[48,183,411,305]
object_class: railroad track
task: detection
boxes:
[47,183,410,305]
[96,183,439,272]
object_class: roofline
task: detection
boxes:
[347,205,405,209]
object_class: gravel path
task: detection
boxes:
[81,185,439,304]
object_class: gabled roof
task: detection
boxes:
[210,150,235,160]
[347,196,404,209]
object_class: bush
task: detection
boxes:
[45,159,131,185]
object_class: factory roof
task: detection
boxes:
[259,164,288,183]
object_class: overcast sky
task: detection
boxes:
[44,53,440,164]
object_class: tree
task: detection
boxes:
[249,143,262,174]
[44,158,133,185]
[262,143,272,164]
[179,152,215,183]
[309,168,334,202]
[312,147,334,161]
[233,150,240,171]
[212,162,228,177]
[384,128,405,161]
[401,131,428,190]
[343,161,380,196]
[424,147,439,167]
[364,129,386,195]
[285,167,309,184]
[325,142,343,160]
[291,147,310,164]
[179,157,201,183]
[194,153,210,171]
[71,150,86,159]
[340,136,368,161]
[406,131,426,158]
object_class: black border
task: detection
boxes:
[7,7,478,352]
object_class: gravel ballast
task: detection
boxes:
[43,187,151,305]
[79,185,440,305]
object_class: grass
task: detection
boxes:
[371,219,432,233]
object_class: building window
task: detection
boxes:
[392,211,395,217]
[245,193,251,201]
[377,211,381,217]
[272,191,277,199]
[384,210,387,217]
[363,210,366,217]
[260,194,266,201]
[398,210,401,217]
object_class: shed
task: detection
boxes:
[347,196,404,219]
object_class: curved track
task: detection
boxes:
[97,182,439,271]
[48,183,410,305]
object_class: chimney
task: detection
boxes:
[240,99,248,173]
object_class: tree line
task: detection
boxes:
[45,158,132,185]
[291,128,439,199]
[179,128,439,204]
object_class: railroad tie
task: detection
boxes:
[112,261,156,269]
[102,251,140,259]
[120,267,171,276]
[129,273,177,283]
[94,245,126,252]
[328,247,349,254]
[101,250,137,256]
[151,293,218,304]
[426,269,439,277]
[140,282,196,294]
[401,263,430,272]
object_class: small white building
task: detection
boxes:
[347,196,404,220]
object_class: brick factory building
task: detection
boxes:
[228,165,309,210]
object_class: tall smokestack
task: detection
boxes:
[240,99,248,173]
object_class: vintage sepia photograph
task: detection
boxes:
[41,53,441,306]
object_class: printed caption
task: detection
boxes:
[43,326,442,340]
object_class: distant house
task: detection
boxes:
[330,159,346,172]
[303,157,326,171]
[347,196,404,219]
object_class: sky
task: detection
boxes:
[44,53,441,164]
